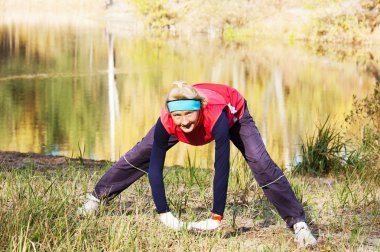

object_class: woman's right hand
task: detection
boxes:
[159,212,185,231]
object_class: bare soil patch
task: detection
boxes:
[0,151,110,171]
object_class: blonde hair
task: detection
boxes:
[165,81,207,110]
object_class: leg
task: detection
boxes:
[93,124,178,201]
[229,105,305,227]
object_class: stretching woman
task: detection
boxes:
[79,82,317,247]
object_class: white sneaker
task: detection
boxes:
[294,222,317,247]
[77,193,100,216]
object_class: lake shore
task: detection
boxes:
[0,151,110,171]
[1,0,379,45]
[1,2,379,251]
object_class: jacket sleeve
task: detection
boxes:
[148,118,171,213]
[211,111,230,216]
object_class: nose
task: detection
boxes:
[181,117,189,126]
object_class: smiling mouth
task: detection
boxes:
[180,125,193,131]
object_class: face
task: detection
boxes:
[170,110,200,133]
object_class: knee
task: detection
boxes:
[246,149,274,171]
[248,156,284,183]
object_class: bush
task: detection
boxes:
[129,0,175,30]
[295,64,379,180]
[294,118,348,176]
[345,63,380,181]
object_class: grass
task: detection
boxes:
[1,156,379,251]
[293,116,379,181]
[294,117,349,176]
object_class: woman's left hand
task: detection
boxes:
[188,219,221,230]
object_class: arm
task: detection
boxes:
[211,111,231,216]
[188,111,230,231]
[148,118,186,230]
[148,118,171,213]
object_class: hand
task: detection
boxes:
[188,218,221,231]
[159,212,185,231]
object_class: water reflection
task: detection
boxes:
[0,22,377,168]
[272,68,290,170]
[107,32,120,161]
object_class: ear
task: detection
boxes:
[201,98,208,108]
[164,103,170,113]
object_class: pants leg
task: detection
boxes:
[229,105,305,227]
[93,124,178,201]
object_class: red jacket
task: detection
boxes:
[160,83,245,145]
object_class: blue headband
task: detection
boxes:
[167,100,201,112]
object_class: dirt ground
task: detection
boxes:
[0,151,111,171]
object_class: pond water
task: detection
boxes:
[0,22,377,169]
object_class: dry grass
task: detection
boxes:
[1,0,104,13]
[0,0,105,26]
[1,0,379,44]
[0,158,379,251]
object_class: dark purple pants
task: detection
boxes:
[93,105,305,227]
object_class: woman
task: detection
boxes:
[79,82,317,247]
